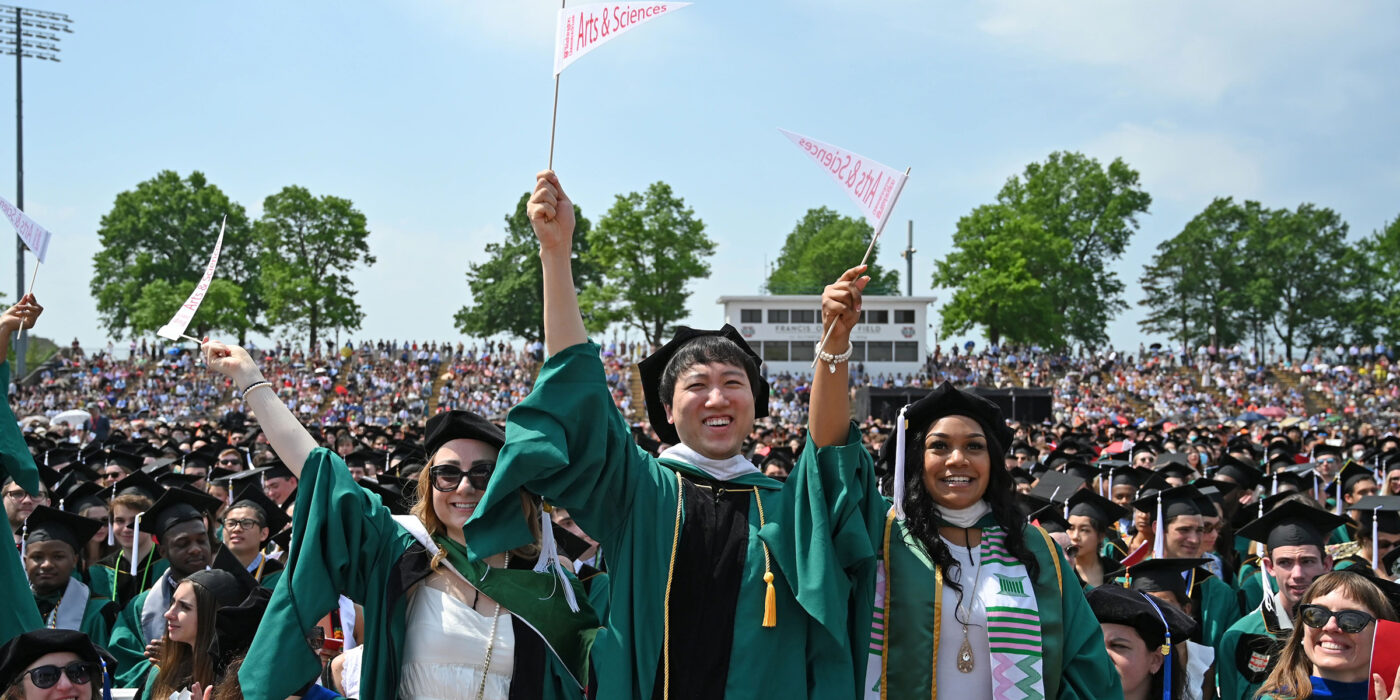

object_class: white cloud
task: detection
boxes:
[976,0,1376,104]
[1082,122,1266,205]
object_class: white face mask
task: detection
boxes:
[1354,449,1368,461]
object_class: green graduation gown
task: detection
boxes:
[34,576,115,642]
[108,572,179,687]
[88,548,168,608]
[0,362,43,644]
[1216,593,1292,700]
[237,448,595,700]
[463,342,824,700]
[763,424,1120,699]
[1192,571,1243,649]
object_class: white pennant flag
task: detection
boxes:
[157,216,225,341]
[0,194,53,263]
[779,129,908,234]
[554,2,690,75]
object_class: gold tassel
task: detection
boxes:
[763,571,777,628]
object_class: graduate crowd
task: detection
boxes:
[6,174,1400,700]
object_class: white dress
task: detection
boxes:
[399,572,515,700]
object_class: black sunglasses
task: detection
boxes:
[430,463,494,492]
[20,661,97,689]
[1299,604,1376,634]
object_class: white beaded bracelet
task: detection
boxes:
[815,342,853,373]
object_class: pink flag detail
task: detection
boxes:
[157,217,225,341]
[0,195,53,263]
[778,129,908,234]
[554,2,690,75]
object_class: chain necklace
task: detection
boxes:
[954,529,983,674]
[474,551,510,700]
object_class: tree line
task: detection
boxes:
[91,170,373,350]
[91,163,1396,360]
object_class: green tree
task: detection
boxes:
[255,186,374,352]
[933,204,1070,346]
[1242,203,1353,359]
[997,152,1151,347]
[586,182,714,346]
[90,171,259,340]
[1347,216,1400,344]
[454,193,605,342]
[766,207,900,295]
[1139,197,1252,349]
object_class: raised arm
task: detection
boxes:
[0,294,42,361]
[202,340,317,476]
[529,170,587,355]
[809,266,868,447]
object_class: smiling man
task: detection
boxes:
[1217,500,1347,700]
[462,170,850,700]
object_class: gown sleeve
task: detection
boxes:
[0,361,42,643]
[1201,576,1244,648]
[238,448,409,700]
[463,342,663,557]
[108,591,153,688]
[1216,621,1247,700]
[760,424,887,700]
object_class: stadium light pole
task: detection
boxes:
[0,4,72,376]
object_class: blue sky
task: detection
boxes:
[2,0,1397,353]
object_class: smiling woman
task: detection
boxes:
[1257,570,1398,700]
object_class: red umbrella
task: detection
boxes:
[1257,406,1287,418]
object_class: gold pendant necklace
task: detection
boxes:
[955,535,982,674]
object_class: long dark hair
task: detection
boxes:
[902,424,1039,595]
[150,579,220,698]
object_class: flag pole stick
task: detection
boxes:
[548,0,566,170]
[25,260,37,297]
[181,334,202,344]
[811,166,912,368]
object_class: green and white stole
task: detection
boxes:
[864,510,1047,700]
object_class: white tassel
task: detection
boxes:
[1153,497,1165,559]
[19,518,26,561]
[892,406,909,521]
[534,503,580,612]
[1374,505,1382,574]
[130,512,143,576]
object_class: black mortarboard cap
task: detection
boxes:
[145,487,221,539]
[185,566,253,610]
[343,449,379,468]
[1062,460,1102,483]
[210,586,272,675]
[1236,499,1350,551]
[1067,489,1127,526]
[1027,503,1070,534]
[1108,557,1209,600]
[1086,583,1198,651]
[60,481,108,515]
[23,505,102,553]
[112,470,163,502]
[1028,470,1084,506]
[0,629,117,690]
[1131,485,1206,522]
[1354,495,1400,535]
[1336,462,1379,496]
[1213,455,1264,491]
[424,410,506,457]
[1008,466,1034,485]
[637,325,769,446]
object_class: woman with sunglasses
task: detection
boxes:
[0,628,116,700]
[1257,570,1397,700]
[199,339,599,700]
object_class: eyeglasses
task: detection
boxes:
[1299,604,1376,633]
[223,518,264,531]
[218,458,242,466]
[19,661,97,689]
[3,489,35,501]
[430,463,494,492]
